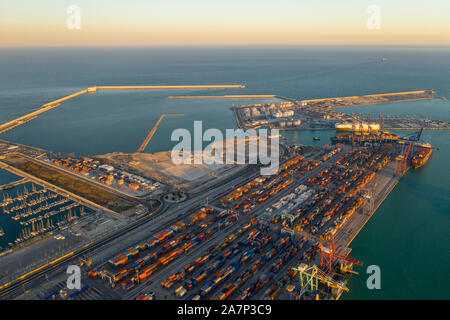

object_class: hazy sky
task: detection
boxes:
[1,0,449,46]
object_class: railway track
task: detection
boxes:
[0,201,165,299]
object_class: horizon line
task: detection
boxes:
[1,44,450,49]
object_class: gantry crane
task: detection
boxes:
[396,122,425,176]
[136,113,183,153]
[320,241,363,274]
[292,263,349,294]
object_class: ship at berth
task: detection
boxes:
[335,122,381,132]
[412,145,433,168]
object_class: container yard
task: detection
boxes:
[0,87,441,301]
[0,123,435,300]
[53,138,420,301]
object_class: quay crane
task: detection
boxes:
[320,241,363,274]
[292,263,349,294]
[136,114,184,153]
[397,143,412,176]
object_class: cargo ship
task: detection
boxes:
[330,130,400,145]
[412,147,433,168]
[335,122,380,132]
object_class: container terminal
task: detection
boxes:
[0,87,441,300]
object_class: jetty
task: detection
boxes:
[0,84,245,135]
[0,178,28,191]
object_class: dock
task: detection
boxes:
[0,178,28,190]
[333,161,401,247]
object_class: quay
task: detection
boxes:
[384,127,450,130]
[334,161,402,247]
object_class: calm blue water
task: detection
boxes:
[0,46,448,298]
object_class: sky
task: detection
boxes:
[1,0,449,46]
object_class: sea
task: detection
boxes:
[0,46,448,299]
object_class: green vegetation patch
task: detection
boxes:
[4,155,136,213]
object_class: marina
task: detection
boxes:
[0,181,93,248]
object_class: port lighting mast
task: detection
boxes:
[397,121,424,176]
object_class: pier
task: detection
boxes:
[0,178,28,190]
[94,85,245,90]
[300,90,436,108]
[42,89,88,107]
[168,94,298,102]
[136,114,184,153]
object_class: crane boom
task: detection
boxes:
[320,241,363,274]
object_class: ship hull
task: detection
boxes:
[412,149,432,168]
[335,123,380,132]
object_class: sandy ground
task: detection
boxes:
[98,136,278,191]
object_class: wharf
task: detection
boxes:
[0,177,28,190]
[384,127,450,130]
[333,161,402,248]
